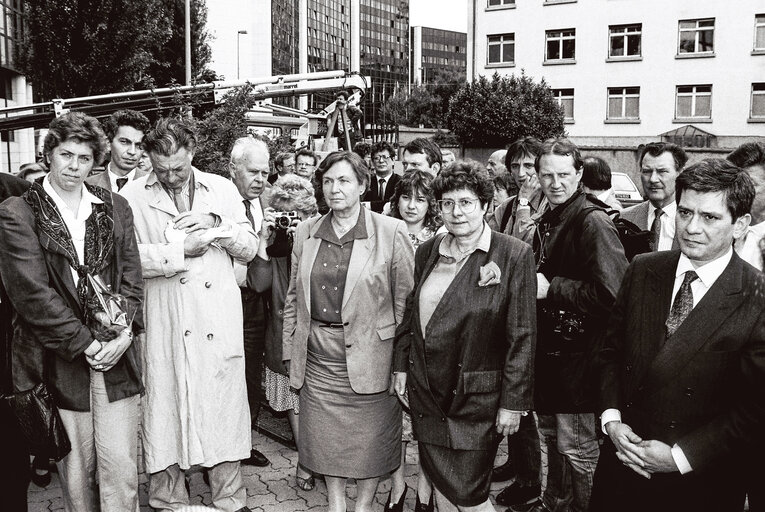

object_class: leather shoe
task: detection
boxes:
[509,498,547,512]
[491,460,516,482]
[384,484,407,511]
[31,456,51,488]
[414,493,435,512]
[496,482,542,507]
[242,449,269,467]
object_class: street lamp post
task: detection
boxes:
[237,30,248,79]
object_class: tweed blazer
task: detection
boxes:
[394,230,536,450]
[282,209,414,394]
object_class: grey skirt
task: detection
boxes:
[298,322,401,479]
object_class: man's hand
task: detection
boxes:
[605,421,645,467]
[536,273,550,299]
[183,232,211,257]
[635,440,678,474]
[174,212,216,233]
[86,329,133,372]
[518,172,540,201]
[496,409,521,436]
[393,372,409,407]
[84,340,102,358]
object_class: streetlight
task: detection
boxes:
[237,30,248,79]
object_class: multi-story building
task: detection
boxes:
[207,0,409,139]
[412,26,467,85]
[467,0,765,148]
[0,0,36,173]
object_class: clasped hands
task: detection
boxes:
[83,329,136,372]
[174,212,226,257]
[605,421,678,479]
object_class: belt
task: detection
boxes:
[313,320,348,328]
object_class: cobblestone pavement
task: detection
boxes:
[27,429,527,512]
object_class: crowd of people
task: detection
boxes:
[1,106,765,512]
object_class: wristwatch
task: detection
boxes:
[517,197,530,207]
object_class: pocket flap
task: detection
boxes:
[376,324,397,341]
[462,370,502,393]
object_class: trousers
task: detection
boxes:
[149,461,247,511]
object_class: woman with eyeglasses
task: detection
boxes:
[282,151,415,512]
[393,160,537,512]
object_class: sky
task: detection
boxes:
[410,0,468,33]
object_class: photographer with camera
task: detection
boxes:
[531,138,628,512]
[246,174,319,491]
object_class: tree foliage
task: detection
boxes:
[18,0,215,101]
[446,72,565,148]
[380,69,465,129]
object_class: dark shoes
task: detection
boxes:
[31,456,51,488]
[242,449,270,467]
[491,460,516,482]
[384,484,407,511]
[496,482,542,508]
[521,500,549,512]
[414,493,435,512]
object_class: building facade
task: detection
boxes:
[467,0,765,147]
[0,0,35,174]
[412,26,467,85]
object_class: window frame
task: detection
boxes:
[755,14,765,53]
[486,0,515,10]
[677,18,715,57]
[606,87,640,122]
[750,83,765,122]
[674,84,713,121]
[545,28,576,64]
[608,23,642,60]
[487,33,516,66]
[552,88,575,123]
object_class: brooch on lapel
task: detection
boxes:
[478,261,501,287]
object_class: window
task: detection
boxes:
[488,0,514,6]
[755,14,765,51]
[751,83,765,119]
[488,33,515,65]
[552,88,574,122]
[676,85,712,119]
[546,29,575,61]
[678,18,714,55]
[609,24,641,58]
[607,87,640,120]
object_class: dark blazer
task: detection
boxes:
[0,188,145,412]
[85,166,150,192]
[394,230,536,450]
[364,172,401,213]
[621,199,680,251]
[591,250,765,512]
[248,254,290,374]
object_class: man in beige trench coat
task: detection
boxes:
[120,118,258,512]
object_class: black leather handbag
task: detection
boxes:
[4,382,71,461]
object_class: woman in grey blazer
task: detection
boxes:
[393,160,536,512]
[282,151,415,512]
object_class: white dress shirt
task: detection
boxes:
[735,221,765,271]
[43,175,103,285]
[107,163,136,192]
[601,247,733,474]
[647,201,677,251]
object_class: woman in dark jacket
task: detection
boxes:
[248,174,318,491]
[0,112,144,512]
[393,160,536,511]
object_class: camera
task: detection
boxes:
[274,211,299,229]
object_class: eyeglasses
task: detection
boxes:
[438,198,479,214]
[373,155,391,161]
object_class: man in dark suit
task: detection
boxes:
[0,172,31,511]
[363,141,400,213]
[621,142,687,252]
[86,109,151,192]
[591,158,765,512]
[229,136,271,467]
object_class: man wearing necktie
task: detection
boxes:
[591,159,765,512]
[229,137,272,468]
[86,109,151,193]
[621,143,687,252]
[362,141,400,213]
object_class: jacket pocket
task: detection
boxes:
[462,370,502,394]
[376,323,396,341]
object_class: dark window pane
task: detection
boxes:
[679,33,695,53]
[547,40,560,60]
[698,29,714,52]
[627,34,641,55]
[503,42,514,62]
[489,44,500,63]
[611,36,625,56]
[563,38,575,58]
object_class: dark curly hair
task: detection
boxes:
[388,170,442,230]
[432,159,494,207]
[102,109,151,141]
[44,111,109,166]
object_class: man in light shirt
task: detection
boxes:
[621,142,687,251]
[591,159,765,512]
[87,109,151,192]
[729,142,765,271]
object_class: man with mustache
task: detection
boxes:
[87,109,151,193]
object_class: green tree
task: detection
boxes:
[446,72,565,148]
[19,0,171,99]
[381,69,465,129]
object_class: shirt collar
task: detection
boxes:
[145,167,210,191]
[43,174,103,218]
[748,220,765,237]
[652,201,677,216]
[107,162,136,182]
[439,221,491,261]
[675,246,733,288]
[315,206,368,244]
[596,189,613,203]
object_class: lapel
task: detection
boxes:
[342,211,376,308]
[641,253,745,396]
[412,234,447,340]
[301,216,326,312]
[148,181,179,217]
[37,231,81,313]
[637,252,678,373]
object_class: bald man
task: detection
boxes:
[487,149,508,177]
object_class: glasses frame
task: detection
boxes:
[438,198,479,214]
